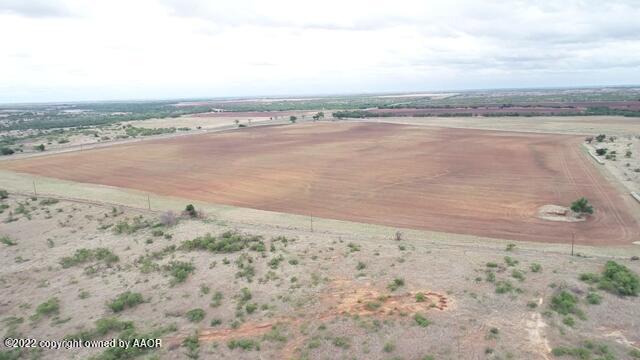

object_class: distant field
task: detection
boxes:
[1,122,637,245]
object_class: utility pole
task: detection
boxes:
[310,213,314,232]
[571,232,575,256]
[147,194,151,210]
[32,180,37,197]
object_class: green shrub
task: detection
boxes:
[504,256,518,267]
[184,204,197,218]
[59,248,118,268]
[65,317,134,340]
[530,263,542,272]
[586,292,602,305]
[511,270,525,282]
[112,217,150,235]
[415,292,426,302]
[383,341,395,352]
[332,337,350,349]
[550,291,584,319]
[579,272,600,284]
[356,261,366,270]
[0,189,8,199]
[387,278,405,291]
[108,291,144,312]
[182,332,199,359]
[180,231,265,253]
[563,316,575,327]
[630,348,640,358]
[495,280,514,294]
[1,235,17,246]
[245,303,258,314]
[414,313,431,327]
[228,339,260,351]
[571,197,593,214]
[164,261,195,284]
[599,261,639,296]
[486,262,498,268]
[210,291,223,308]
[185,309,205,323]
[33,297,60,319]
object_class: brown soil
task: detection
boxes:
[2,122,636,245]
[165,280,448,358]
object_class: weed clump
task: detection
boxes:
[181,231,265,253]
[108,291,144,313]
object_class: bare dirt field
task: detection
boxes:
[2,122,637,245]
[360,116,640,136]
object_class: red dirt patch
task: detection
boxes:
[2,122,636,245]
[164,280,448,358]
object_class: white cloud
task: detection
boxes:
[0,0,639,102]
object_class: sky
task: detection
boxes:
[1,0,640,103]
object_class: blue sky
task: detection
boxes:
[1,0,639,103]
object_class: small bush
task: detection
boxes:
[108,291,144,312]
[495,280,514,294]
[383,341,395,353]
[486,262,498,268]
[228,338,260,351]
[356,261,366,270]
[505,243,516,251]
[586,292,602,305]
[1,235,17,246]
[180,231,264,254]
[164,261,195,284]
[387,278,405,291]
[332,337,350,349]
[511,270,525,282]
[415,292,426,302]
[563,316,575,327]
[185,308,205,323]
[530,263,542,273]
[0,189,8,199]
[33,297,60,319]
[59,248,118,268]
[599,260,639,296]
[504,256,518,267]
[550,291,584,319]
[414,313,431,327]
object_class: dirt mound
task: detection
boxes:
[164,281,449,357]
[537,205,585,223]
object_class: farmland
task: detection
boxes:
[1,90,640,360]
[2,122,637,245]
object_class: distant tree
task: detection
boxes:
[312,112,325,122]
[1,147,14,156]
[289,116,297,123]
[571,197,593,215]
[609,136,616,142]
[596,148,608,156]
[184,204,197,218]
[585,136,593,144]
[34,144,45,152]
[626,150,632,158]
[0,189,8,199]
[234,119,240,126]
[595,134,606,142]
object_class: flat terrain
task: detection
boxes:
[2,122,636,245]
[1,194,639,360]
